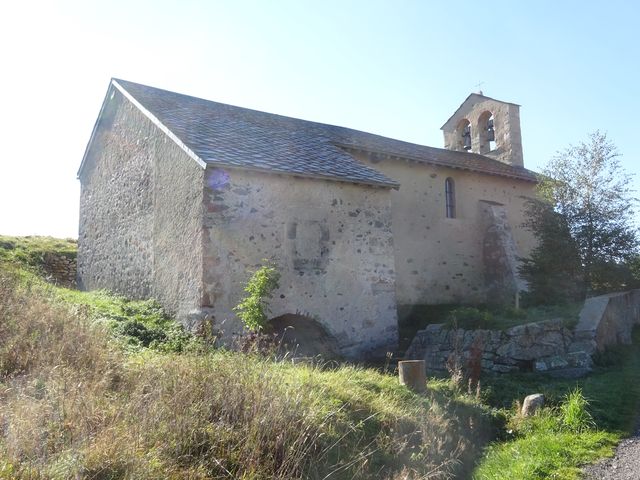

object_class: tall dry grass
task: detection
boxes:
[0,268,488,479]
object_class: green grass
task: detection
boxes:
[2,234,635,479]
[9,265,196,353]
[56,288,195,352]
[0,238,496,479]
[472,332,640,479]
[0,235,76,265]
[445,304,582,331]
[474,430,617,480]
[0,237,194,353]
[474,390,618,480]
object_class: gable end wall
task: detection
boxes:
[78,89,204,317]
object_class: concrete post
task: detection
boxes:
[398,360,426,393]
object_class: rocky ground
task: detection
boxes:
[582,428,640,479]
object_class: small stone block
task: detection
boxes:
[398,360,427,393]
[522,393,544,416]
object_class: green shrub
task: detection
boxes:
[499,306,528,320]
[234,261,280,332]
[506,407,563,437]
[474,389,607,479]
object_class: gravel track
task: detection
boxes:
[582,430,640,479]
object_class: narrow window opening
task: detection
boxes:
[445,178,456,218]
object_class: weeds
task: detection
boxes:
[445,307,494,330]
[560,388,595,433]
[0,235,76,266]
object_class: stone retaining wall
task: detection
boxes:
[405,319,591,375]
[42,253,76,288]
[573,290,640,354]
[405,289,640,376]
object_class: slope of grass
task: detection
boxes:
[0,236,194,353]
[0,254,495,479]
[3,235,636,479]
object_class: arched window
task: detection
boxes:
[455,119,472,151]
[478,111,496,154]
[445,177,456,218]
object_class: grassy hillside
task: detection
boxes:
[0,235,76,265]
[3,235,640,479]
[0,240,495,479]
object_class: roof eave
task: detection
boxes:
[336,143,537,183]
[203,161,399,189]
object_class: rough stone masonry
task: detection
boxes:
[405,289,640,376]
[77,79,539,358]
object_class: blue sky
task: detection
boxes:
[1,0,638,238]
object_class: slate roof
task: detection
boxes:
[109,79,538,187]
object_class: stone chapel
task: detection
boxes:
[77,79,538,357]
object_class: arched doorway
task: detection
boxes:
[268,314,340,358]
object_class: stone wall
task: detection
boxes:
[42,252,76,287]
[201,167,399,358]
[405,319,591,375]
[573,290,640,354]
[78,86,205,319]
[405,290,640,376]
[151,124,204,321]
[354,151,537,308]
[78,88,155,298]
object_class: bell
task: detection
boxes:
[463,134,472,150]
[487,119,495,142]
[463,125,472,150]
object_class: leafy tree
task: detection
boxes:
[527,131,638,296]
[519,198,584,304]
[233,261,280,332]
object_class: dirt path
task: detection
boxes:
[582,430,640,479]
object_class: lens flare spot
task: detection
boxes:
[208,168,230,191]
